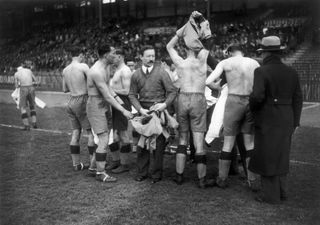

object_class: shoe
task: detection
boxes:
[134,175,148,182]
[105,160,120,170]
[216,177,228,189]
[32,123,38,129]
[73,163,89,171]
[151,178,162,184]
[111,165,130,174]
[87,168,97,177]
[198,177,216,189]
[173,173,184,185]
[96,172,117,182]
[21,125,30,131]
[248,179,260,192]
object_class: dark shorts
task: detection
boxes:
[112,95,131,131]
[177,92,207,133]
[86,96,112,135]
[223,94,254,136]
[66,94,91,130]
[19,86,35,109]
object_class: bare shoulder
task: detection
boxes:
[121,65,132,75]
[198,49,209,61]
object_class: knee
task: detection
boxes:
[194,154,207,164]
[176,145,187,155]
[220,151,232,160]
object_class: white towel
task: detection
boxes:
[205,85,228,144]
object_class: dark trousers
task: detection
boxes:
[136,134,166,179]
[261,174,287,204]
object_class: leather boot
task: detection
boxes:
[216,159,231,188]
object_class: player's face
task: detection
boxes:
[141,49,155,67]
[105,48,116,64]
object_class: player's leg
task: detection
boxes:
[243,133,259,191]
[106,130,120,170]
[174,93,189,184]
[95,131,117,182]
[70,129,87,171]
[242,104,259,191]
[86,128,97,176]
[112,130,131,174]
[19,88,30,130]
[29,87,37,128]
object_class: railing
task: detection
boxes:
[300,75,320,102]
[0,71,63,92]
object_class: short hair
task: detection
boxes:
[139,45,155,56]
[115,48,125,56]
[67,47,84,57]
[161,57,173,66]
[226,44,243,54]
[98,45,113,58]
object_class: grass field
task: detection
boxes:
[0,103,319,225]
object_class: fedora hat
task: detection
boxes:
[257,36,286,52]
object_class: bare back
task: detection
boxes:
[223,56,260,95]
[63,61,89,96]
[176,50,208,93]
[15,68,34,86]
[87,61,110,96]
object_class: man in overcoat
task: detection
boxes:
[249,36,303,203]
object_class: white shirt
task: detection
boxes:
[142,65,153,74]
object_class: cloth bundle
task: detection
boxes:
[205,85,228,144]
[131,110,179,151]
[176,11,212,51]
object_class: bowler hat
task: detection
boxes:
[257,36,286,52]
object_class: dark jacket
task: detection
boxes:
[249,54,303,176]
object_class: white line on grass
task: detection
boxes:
[302,102,320,110]
[0,118,320,166]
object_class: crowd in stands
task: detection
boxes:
[0,5,311,74]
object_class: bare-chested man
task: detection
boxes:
[14,62,38,130]
[206,45,260,189]
[62,48,96,172]
[86,45,133,182]
[107,49,133,174]
[167,34,214,188]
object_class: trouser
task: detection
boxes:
[136,134,166,179]
[261,174,287,204]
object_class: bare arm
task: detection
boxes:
[206,61,224,85]
[166,35,184,66]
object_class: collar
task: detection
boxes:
[262,54,282,65]
[142,65,154,74]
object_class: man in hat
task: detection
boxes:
[249,36,303,204]
[206,44,260,189]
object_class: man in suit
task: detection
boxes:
[249,36,303,204]
[129,45,177,184]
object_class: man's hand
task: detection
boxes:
[139,108,150,117]
[122,109,134,120]
[150,103,167,112]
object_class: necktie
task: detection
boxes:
[146,68,149,74]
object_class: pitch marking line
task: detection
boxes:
[302,102,320,110]
[0,118,320,166]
